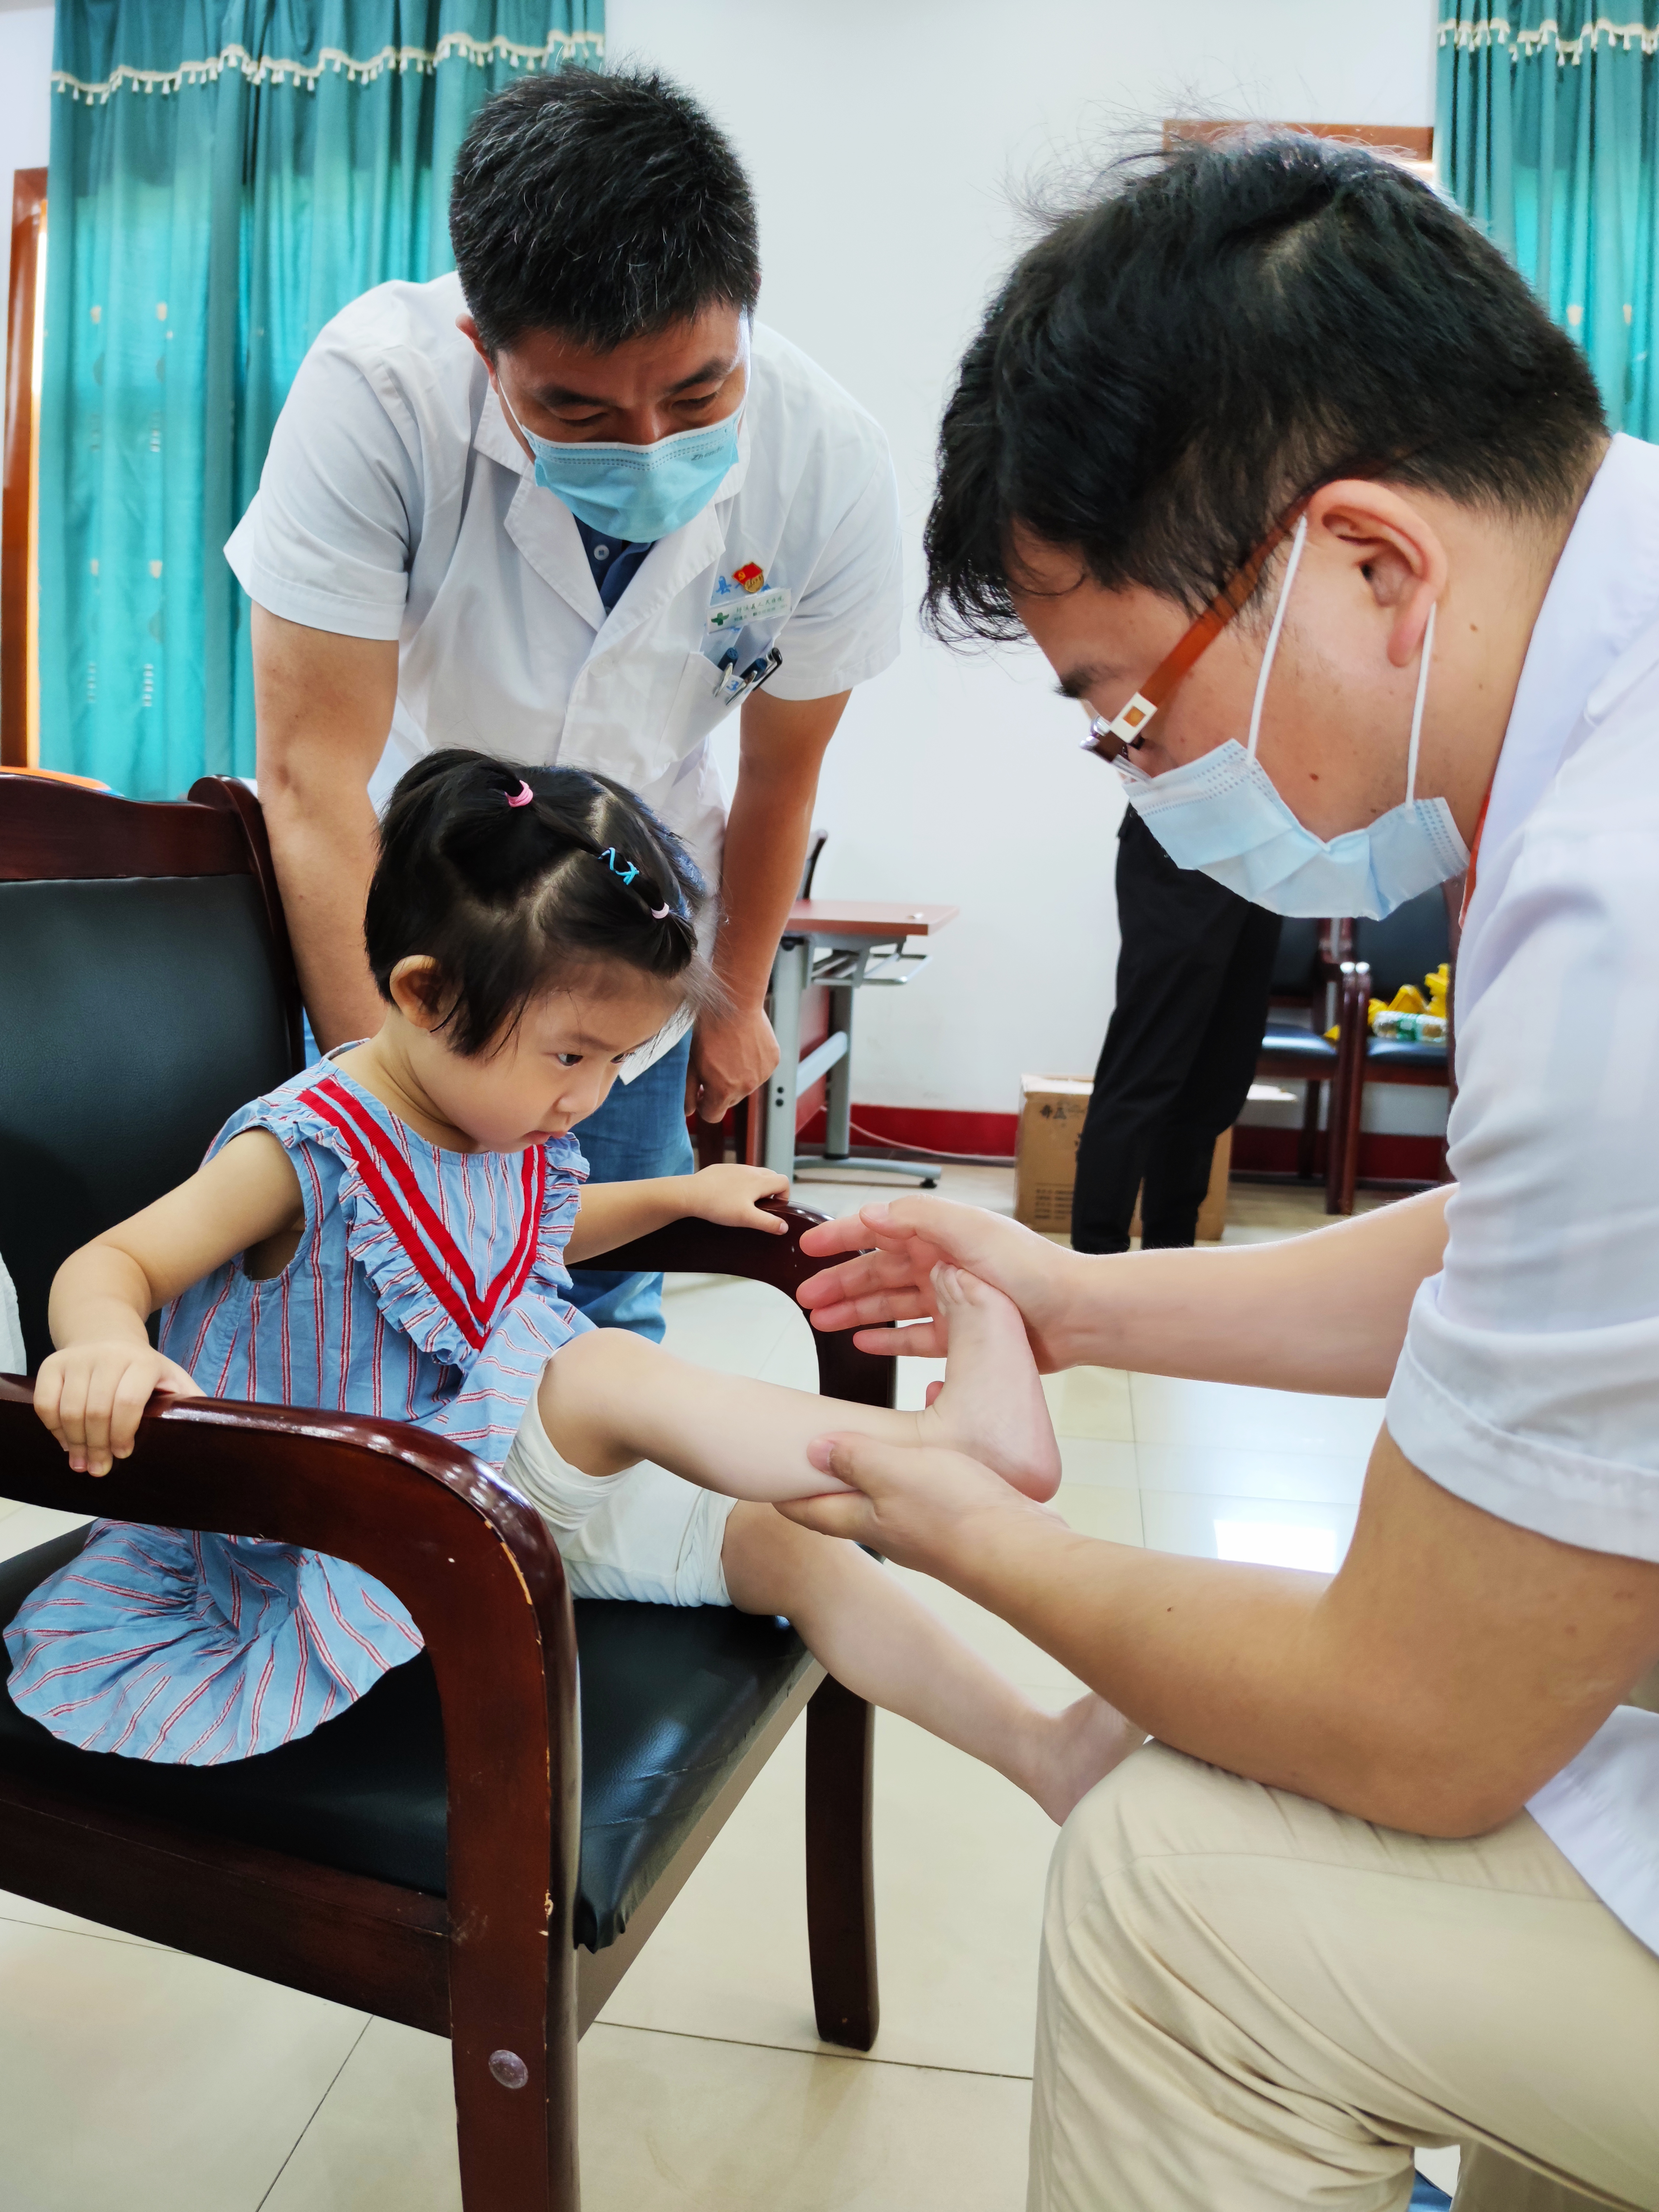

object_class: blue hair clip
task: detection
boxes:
[597,843,672,919]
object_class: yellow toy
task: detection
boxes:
[1327,963,1452,1043]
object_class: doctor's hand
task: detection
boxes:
[686,1002,780,1124]
[796,1197,1078,1368]
[778,1429,1060,1576]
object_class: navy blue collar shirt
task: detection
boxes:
[574,517,655,615]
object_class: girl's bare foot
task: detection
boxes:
[1029,1693,1148,1824]
[917,1264,1064,1500]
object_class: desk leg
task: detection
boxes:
[764,937,809,1181]
[821,983,854,1162]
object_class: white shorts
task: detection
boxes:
[500,1394,735,1608]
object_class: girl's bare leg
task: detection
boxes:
[721,1503,1144,1823]
[539,1265,1063,1502]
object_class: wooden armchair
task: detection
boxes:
[0,771,885,2209]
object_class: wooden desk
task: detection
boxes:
[785,900,959,941]
[760,901,960,1184]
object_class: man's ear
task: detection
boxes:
[1306,478,1448,671]
[455,312,494,378]
[388,956,449,1033]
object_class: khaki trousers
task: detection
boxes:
[1031,1744,1659,2212]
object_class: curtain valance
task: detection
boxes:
[1438,10,1659,63]
[39,0,603,795]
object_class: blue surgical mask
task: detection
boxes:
[496,382,742,542]
[1115,515,1468,919]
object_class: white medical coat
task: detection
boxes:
[225,273,904,909]
[1386,432,1659,1955]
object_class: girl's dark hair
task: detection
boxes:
[925,131,1608,639]
[364,750,717,1056]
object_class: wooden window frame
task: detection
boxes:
[3,165,46,769]
[1164,121,1433,179]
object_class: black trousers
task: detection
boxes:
[1071,809,1281,1255]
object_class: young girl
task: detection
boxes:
[11,750,1132,1815]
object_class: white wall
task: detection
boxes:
[610,0,1440,1119]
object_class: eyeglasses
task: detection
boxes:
[1080,499,1309,762]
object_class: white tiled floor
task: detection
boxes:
[0,1170,1460,2207]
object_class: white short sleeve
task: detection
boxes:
[225,331,424,642]
[767,446,903,703]
[1387,692,1659,1563]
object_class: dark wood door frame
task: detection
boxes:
[1165,121,1433,161]
[3,165,46,770]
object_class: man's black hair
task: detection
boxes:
[924,132,1608,640]
[449,67,760,353]
[365,750,716,1056]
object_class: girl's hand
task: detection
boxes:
[796,1198,1077,1366]
[684,1164,792,1233]
[34,1342,204,1477]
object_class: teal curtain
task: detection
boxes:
[39,0,603,797]
[1437,4,1659,439]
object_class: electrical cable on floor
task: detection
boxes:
[843,1117,1014,1168]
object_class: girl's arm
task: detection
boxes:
[564,1163,790,1266]
[38,1130,303,1476]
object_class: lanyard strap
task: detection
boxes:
[1458,781,1493,932]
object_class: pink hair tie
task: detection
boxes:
[506,779,535,808]
[650,902,671,920]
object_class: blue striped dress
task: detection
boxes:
[4,1059,586,1764]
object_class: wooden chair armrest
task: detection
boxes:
[601,1200,895,1411]
[0,1375,566,1654]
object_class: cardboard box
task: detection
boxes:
[1014,1076,1094,1232]
[1014,1074,1231,1241]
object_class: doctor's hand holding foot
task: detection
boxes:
[799,1196,1085,1366]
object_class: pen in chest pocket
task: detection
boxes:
[715,642,783,703]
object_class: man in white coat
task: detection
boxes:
[792,134,1659,2212]
[228,67,900,1335]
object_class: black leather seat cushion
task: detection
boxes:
[1365,1037,1448,1071]
[0,1532,812,1950]
[1258,1020,1338,1066]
